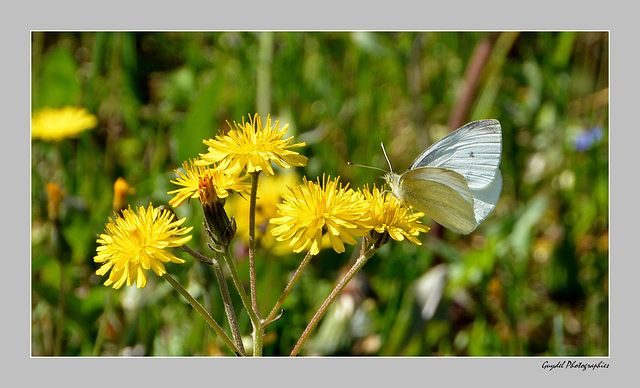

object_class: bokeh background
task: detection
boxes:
[31,31,608,356]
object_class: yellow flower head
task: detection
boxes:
[270,175,371,255]
[198,113,308,176]
[360,185,430,245]
[167,159,251,207]
[94,204,193,289]
[31,106,98,141]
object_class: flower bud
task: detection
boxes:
[46,182,64,222]
[199,176,236,248]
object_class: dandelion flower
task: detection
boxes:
[167,159,251,207]
[270,175,370,255]
[360,185,430,245]
[94,204,193,289]
[198,113,308,176]
[31,106,97,141]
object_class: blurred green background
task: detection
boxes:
[31,31,608,356]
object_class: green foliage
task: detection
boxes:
[31,31,608,356]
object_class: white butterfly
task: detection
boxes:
[382,119,502,234]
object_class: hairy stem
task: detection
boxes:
[212,252,246,356]
[162,273,242,356]
[181,245,246,355]
[248,171,260,316]
[265,250,315,327]
[290,243,379,356]
[222,245,262,330]
[180,245,214,265]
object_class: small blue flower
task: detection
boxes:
[574,126,604,152]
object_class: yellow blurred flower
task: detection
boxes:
[198,113,308,176]
[270,175,371,255]
[31,106,98,141]
[112,177,136,212]
[225,172,299,254]
[167,159,251,207]
[94,204,192,289]
[359,185,430,245]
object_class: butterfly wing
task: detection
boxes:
[399,167,477,234]
[409,119,502,228]
[409,119,502,191]
[470,168,502,224]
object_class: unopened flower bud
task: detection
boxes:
[199,176,236,248]
[46,183,64,222]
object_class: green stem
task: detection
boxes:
[253,324,264,357]
[51,219,67,356]
[181,245,245,355]
[289,243,379,356]
[264,250,315,327]
[180,245,214,265]
[247,170,267,356]
[248,171,260,316]
[212,252,246,356]
[222,245,262,329]
[257,31,274,117]
[221,245,264,356]
[92,290,113,356]
[162,273,242,356]
[54,258,65,356]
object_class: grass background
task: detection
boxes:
[31,31,608,356]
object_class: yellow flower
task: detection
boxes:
[225,172,299,254]
[31,106,98,141]
[94,204,192,289]
[167,159,251,207]
[270,175,371,255]
[360,185,430,245]
[198,113,308,176]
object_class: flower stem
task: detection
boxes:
[248,171,260,316]
[92,289,113,356]
[253,323,264,357]
[212,252,246,356]
[162,272,242,356]
[222,245,262,330]
[54,258,66,356]
[181,245,245,355]
[264,250,315,327]
[51,219,68,356]
[220,245,264,356]
[289,243,379,356]
[257,31,274,117]
[180,245,214,266]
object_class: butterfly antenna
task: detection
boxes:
[380,142,394,172]
[346,161,387,173]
